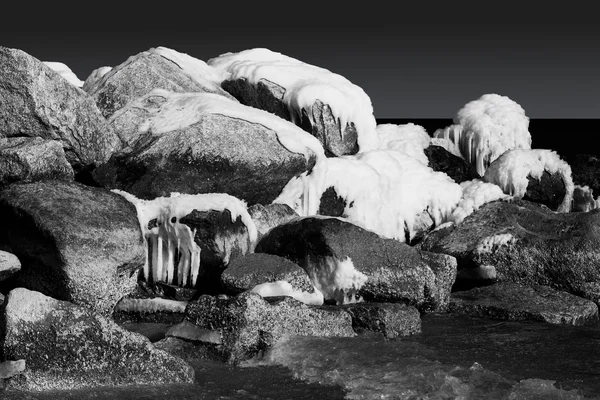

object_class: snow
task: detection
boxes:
[449,179,513,224]
[429,136,464,159]
[43,61,84,87]
[113,190,257,287]
[208,47,379,153]
[82,66,112,92]
[376,123,431,165]
[483,149,574,212]
[433,94,532,176]
[251,281,325,306]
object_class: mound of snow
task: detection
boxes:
[450,179,513,224]
[376,123,431,165]
[43,61,84,87]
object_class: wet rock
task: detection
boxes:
[318,186,348,217]
[248,203,299,242]
[254,216,456,312]
[0,137,74,188]
[0,47,122,172]
[424,145,480,184]
[184,291,355,363]
[0,180,145,315]
[420,199,600,299]
[339,302,422,338]
[0,288,194,391]
[523,171,567,211]
[449,282,598,326]
[0,251,20,283]
[112,297,187,325]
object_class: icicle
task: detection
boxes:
[143,237,151,282]
[190,249,201,287]
[166,237,175,285]
[156,234,164,284]
[179,250,190,287]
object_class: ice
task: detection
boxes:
[43,61,84,87]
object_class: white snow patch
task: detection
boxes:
[115,297,187,313]
[434,94,532,176]
[208,47,379,152]
[300,256,367,305]
[483,148,574,212]
[430,136,464,159]
[43,61,84,87]
[450,179,513,224]
[376,123,431,165]
[251,280,325,306]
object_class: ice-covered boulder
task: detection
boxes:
[0,288,194,391]
[254,216,457,312]
[209,47,379,156]
[0,251,20,283]
[0,180,145,315]
[94,90,326,207]
[86,47,234,118]
[0,137,74,189]
[420,199,600,298]
[448,179,513,225]
[376,123,430,165]
[43,61,84,87]
[0,47,122,172]
[433,94,532,176]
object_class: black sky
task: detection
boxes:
[1,4,599,119]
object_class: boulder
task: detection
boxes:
[254,216,456,312]
[0,288,194,391]
[248,203,299,242]
[339,302,422,338]
[421,199,600,298]
[0,251,20,284]
[449,282,598,326]
[522,171,567,211]
[184,291,355,362]
[0,137,74,188]
[0,47,122,173]
[424,145,480,184]
[0,180,145,315]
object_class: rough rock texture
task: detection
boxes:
[424,145,480,183]
[420,199,600,299]
[0,180,145,315]
[87,51,234,118]
[221,78,360,156]
[185,291,355,363]
[0,137,74,188]
[339,302,422,338]
[221,253,314,295]
[523,171,567,211]
[318,186,348,217]
[0,47,122,172]
[254,216,455,312]
[93,108,316,205]
[248,203,299,243]
[449,282,599,326]
[565,154,600,197]
[0,288,194,391]
[0,251,20,284]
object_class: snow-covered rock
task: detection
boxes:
[82,65,112,92]
[43,61,84,87]
[376,123,430,165]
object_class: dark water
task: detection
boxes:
[6,313,600,399]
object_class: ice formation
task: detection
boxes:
[433,94,532,176]
[208,47,380,152]
[114,297,187,313]
[376,123,431,165]
[483,149,574,212]
[113,190,257,288]
[449,179,513,224]
[120,89,328,216]
[43,61,84,87]
[251,281,325,306]
[572,185,600,212]
[274,149,463,243]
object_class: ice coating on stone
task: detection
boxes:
[274,150,463,243]
[82,66,112,92]
[43,61,84,87]
[450,179,513,224]
[434,94,532,176]
[208,47,379,153]
[251,281,325,306]
[114,297,187,313]
[376,123,431,165]
[113,190,257,288]
[483,148,574,212]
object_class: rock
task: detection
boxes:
[449,282,598,325]
[0,288,194,391]
[523,171,567,211]
[571,185,598,212]
[317,186,348,217]
[0,359,25,379]
[0,47,122,173]
[82,66,112,93]
[420,199,600,298]
[424,145,480,183]
[184,291,355,362]
[565,154,600,198]
[248,203,299,242]
[86,49,234,118]
[339,302,422,338]
[254,216,455,312]
[0,137,74,188]
[0,180,145,315]
[0,251,20,283]
[112,297,187,324]
[92,91,319,205]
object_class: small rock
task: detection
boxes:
[0,251,20,283]
[340,302,422,338]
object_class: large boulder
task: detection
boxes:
[0,288,194,391]
[424,145,480,184]
[93,90,323,205]
[254,216,457,312]
[0,180,145,315]
[0,137,74,189]
[0,47,122,173]
[421,199,600,298]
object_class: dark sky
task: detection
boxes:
[1,5,599,119]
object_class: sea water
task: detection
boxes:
[4,313,600,400]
